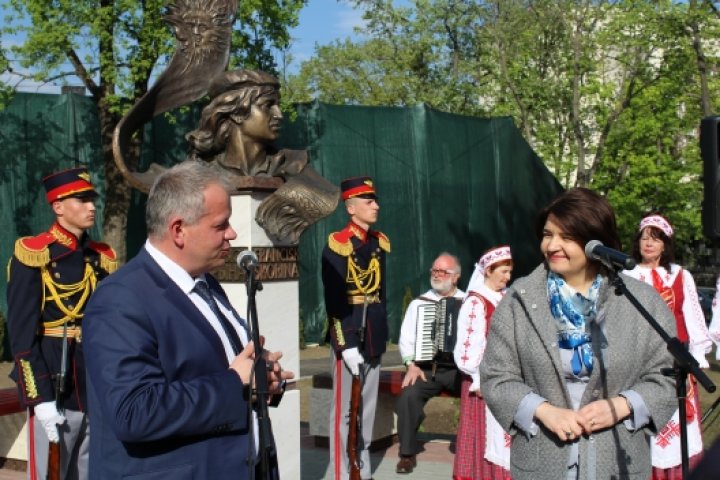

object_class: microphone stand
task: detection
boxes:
[245,264,274,480]
[604,265,716,480]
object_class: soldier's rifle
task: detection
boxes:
[347,295,369,480]
[347,374,362,480]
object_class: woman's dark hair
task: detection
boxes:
[631,225,675,271]
[535,187,621,251]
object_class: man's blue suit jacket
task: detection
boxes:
[84,247,262,479]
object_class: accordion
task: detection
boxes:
[414,297,462,366]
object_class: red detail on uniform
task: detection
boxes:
[46,179,94,203]
[332,222,380,248]
[334,357,343,480]
[341,185,374,200]
[368,229,387,243]
[19,232,55,252]
[88,240,116,260]
[29,407,37,479]
[49,223,79,250]
[331,227,354,246]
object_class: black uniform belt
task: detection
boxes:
[42,326,82,342]
[347,294,380,305]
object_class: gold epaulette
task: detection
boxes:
[88,241,119,274]
[328,231,353,257]
[100,255,119,274]
[374,231,391,253]
[13,234,53,268]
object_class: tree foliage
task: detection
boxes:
[284,0,720,264]
[2,0,305,260]
[0,43,11,108]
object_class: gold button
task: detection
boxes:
[54,272,61,279]
[51,262,57,268]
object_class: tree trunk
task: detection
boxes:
[97,101,131,263]
[570,15,587,187]
[690,0,712,117]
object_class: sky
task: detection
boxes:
[286,0,369,66]
[0,0,389,94]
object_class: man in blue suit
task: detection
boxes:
[83,160,293,479]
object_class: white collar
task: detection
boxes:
[144,239,204,295]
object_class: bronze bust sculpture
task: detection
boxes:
[186,69,339,243]
[113,0,338,244]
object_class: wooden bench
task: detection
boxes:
[312,369,457,397]
[0,388,22,417]
[309,369,458,448]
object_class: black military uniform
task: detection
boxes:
[6,167,117,480]
[321,176,390,480]
[322,221,390,357]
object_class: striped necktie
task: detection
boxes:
[193,280,243,355]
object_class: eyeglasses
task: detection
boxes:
[429,268,455,276]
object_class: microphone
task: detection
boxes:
[236,250,259,272]
[584,240,636,270]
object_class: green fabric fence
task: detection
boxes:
[0,94,562,351]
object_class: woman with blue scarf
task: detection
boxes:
[479,188,677,480]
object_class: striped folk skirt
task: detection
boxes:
[453,375,512,480]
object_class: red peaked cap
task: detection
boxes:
[43,167,98,203]
[341,176,377,201]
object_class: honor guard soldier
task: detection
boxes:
[321,176,390,480]
[6,167,117,480]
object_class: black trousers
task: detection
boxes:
[394,364,461,456]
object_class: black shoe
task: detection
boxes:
[396,455,417,474]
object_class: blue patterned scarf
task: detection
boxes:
[547,272,602,376]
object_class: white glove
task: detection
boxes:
[469,372,481,393]
[34,401,65,443]
[341,347,364,376]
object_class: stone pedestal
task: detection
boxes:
[221,192,301,480]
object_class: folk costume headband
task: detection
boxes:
[464,245,512,299]
[639,215,673,238]
[477,245,512,275]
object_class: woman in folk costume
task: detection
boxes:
[453,246,513,480]
[624,213,712,478]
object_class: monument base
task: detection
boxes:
[223,191,301,479]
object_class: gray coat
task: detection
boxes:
[479,263,678,480]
